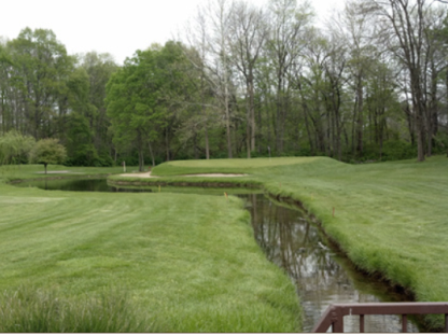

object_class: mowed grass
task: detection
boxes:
[150,155,448,329]
[0,166,301,332]
[152,157,321,177]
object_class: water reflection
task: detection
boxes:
[17,178,151,193]
[242,194,419,333]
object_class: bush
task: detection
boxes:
[346,141,417,163]
[0,130,35,165]
[29,138,67,173]
[381,140,416,161]
[95,153,114,167]
[294,147,312,157]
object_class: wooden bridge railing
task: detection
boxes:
[312,302,448,333]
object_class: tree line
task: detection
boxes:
[1,0,447,170]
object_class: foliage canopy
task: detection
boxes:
[29,138,67,173]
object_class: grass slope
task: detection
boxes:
[147,155,448,329]
[0,165,300,332]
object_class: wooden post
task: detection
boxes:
[402,314,407,333]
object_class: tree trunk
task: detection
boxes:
[296,80,314,154]
[249,80,256,152]
[204,124,210,160]
[356,76,364,157]
[165,127,170,162]
[224,84,232,158]
[193,127,198,159]
[351,98,358,156]
[137,130,144,172]
[148,141,155,167]
[246,80,252,159]
[411,71,425,162]
[276,78,283,154]
[404,104,415,146]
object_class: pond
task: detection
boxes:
[16,178,421,332]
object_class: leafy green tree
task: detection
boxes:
[29,138,67,174]
[106,48,166,171]
[0,43,15,135]
[106,42,196,170]
[0,130,35,165]
[64,113,99,166]
[7,28,75,139]
[155,41,203,162]
[80,52,118,159]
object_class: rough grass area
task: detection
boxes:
[0,165,301,332]
[146,155,448,329]
[0,286,154,332]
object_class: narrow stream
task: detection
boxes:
[244,193,419,332]
[15,178,421,332]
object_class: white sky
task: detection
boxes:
[0,0,345,65]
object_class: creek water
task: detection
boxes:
[16,178,421,332]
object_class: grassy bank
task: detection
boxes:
[137,155,448,329]
[0,165,301,332]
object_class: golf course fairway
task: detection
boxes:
[112,155,448,329]
[0,165,300,332]
[2,155,448,331]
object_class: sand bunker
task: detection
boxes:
[182,173,247,177]
[119,172,156,178]
[118,172,246,178]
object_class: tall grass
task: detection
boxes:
[0,286,154,333]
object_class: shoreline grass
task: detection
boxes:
[0,164,301,332]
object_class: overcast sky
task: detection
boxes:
[0,0,345,65]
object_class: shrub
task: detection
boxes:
[0,130,35,165]
[381,140,416,161]
[29,139,67,173]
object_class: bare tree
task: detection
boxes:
[321,32,348,161]
[337,1,378,158]
[183,0,234,158]
[421,6,448,156]
[228,1,268,158]
[367,0,440,161]
[266,0,313,154]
